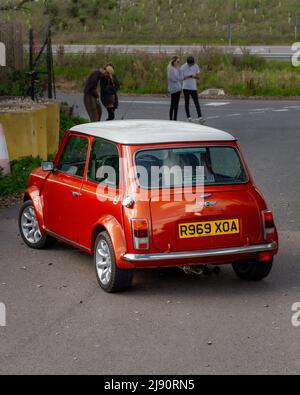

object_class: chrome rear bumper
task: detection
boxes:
[123,242,278,263]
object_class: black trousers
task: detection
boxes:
[183,89,202,119]
[101,93,117,121]
[106,107,115,121]
[169,91,181,121]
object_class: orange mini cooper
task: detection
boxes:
[19,120,279,293]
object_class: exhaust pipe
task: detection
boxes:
[182,266,203,276]
[181,265,221,276]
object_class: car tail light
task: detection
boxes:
[262,210,275,241]
[131,219,149,250]
[259,252,273,263]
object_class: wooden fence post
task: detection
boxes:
[0,20,24,85]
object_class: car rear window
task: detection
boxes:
[135,146,248,189]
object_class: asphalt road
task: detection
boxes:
[0,96,300,375]
[41,44,295,60]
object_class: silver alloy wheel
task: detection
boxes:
[21,206,42,245]
[96,239,112,286]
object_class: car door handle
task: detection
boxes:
[71,191,81,197]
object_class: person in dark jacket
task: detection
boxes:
[84,68,104,122]
[181,56,205,124]
[100,65,120,121]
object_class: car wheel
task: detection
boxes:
[19,201,56,249]
[94,231,134,293]
[233,259,273,281]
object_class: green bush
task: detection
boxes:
[0,70,33,97]
[0,69,50,98]
[0,156,42,197]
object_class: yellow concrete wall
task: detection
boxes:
[0,102,60,161]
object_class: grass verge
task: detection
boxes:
[54,50,300,97]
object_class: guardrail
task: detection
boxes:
[23,44,293,60]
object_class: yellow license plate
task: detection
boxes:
[179,219,240,239]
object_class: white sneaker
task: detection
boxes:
[197,117,206,124]
[188,118,193,122]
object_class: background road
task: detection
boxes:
[0,96,300,375]
[44,45,295,60]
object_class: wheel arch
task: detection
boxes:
[91,215,133,269]
[23,186,46,236]
[91,224,107,250]
[23,193,31,202]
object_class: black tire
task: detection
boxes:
[19,201,56,250]
[233,259,273,281]
[94,231,134,293]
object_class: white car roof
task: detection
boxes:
[70,120,236,145]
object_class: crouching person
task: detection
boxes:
[84,68,104,122]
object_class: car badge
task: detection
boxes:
[204,201,217,208]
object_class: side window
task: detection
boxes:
[88,139,120,187]
[57,135,89,178]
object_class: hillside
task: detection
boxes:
[5,0,300,44]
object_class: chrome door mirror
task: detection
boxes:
[42,161,55,172]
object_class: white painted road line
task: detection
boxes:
[251,108,275,111]
[273,109,290,112]
[227,114,241,117]
[204,102,231,107]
